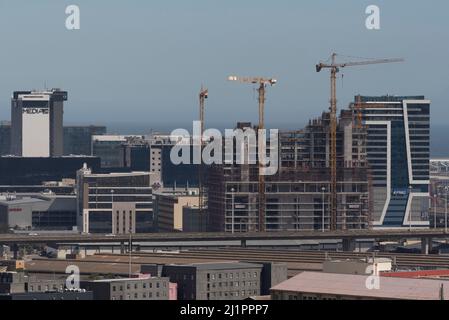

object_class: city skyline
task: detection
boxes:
[0,1,447,127]
[0,1,448,304]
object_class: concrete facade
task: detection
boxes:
[81,276,170,300]
[11,89,67,157]
[153,262,263,300]
[76,166,159,234]
[154,189,201,232]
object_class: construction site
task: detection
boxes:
[207,112,372,232]
[198,54,415,233]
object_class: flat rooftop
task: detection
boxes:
[171,262,262,270]
[271,271,449,300]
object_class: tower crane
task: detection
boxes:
[198,86,208,224]
[228,76,277,232]
[316,53,404,231]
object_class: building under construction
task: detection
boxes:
[207,110,372,232]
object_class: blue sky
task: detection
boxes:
[0,0,448,130]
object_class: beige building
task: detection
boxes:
[323,258,392,276]
[154,189,201,232]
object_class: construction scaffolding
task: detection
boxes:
[207,109,373,232]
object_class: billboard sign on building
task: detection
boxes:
[21,98,50,157]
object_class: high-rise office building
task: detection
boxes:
[353,95,431,228]
[0,122,11,156]
[92,135,145,169]
[11,89,67,157]
[64,125,107,156]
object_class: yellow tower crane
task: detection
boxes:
[228,76,277,232]
[198,86,208,222]
[316,53,404,231]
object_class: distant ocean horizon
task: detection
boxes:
[65,121,449,159]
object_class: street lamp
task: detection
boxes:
[434,194,438,229]
[111,189,115,233]
[321,187,326,233]
[129,227,132,278]
[231,188,235,234]
[409,186,413,231]
[445,187,449,234]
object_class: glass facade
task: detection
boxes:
[64,126,107,156]
[358,96,430,228]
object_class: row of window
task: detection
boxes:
[111,291,167,300]
[207,281,258,289]
[207,290,258,299]
[29,284,63,292]
[112,282,166,291]
[207,272,258,281]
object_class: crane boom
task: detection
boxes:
[317,57,404,71]
[316,53,403,231]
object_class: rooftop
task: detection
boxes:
[91,276,163,283]
[271,272,449,300]
[171,262,263,271]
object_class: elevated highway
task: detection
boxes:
[0,229,447,247]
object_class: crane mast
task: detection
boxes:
[198,86,208,225]
[228,76,277,232]
[316,53,404,231]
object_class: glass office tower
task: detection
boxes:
[354,96,430,228]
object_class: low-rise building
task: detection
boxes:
[147,262,263,300]
[322,258,392,276]
[271,271,449,300]
[77,165,160,234]
[81,276,170,301]
[0,272,65,295]
[0,291,93,300]
[154,189,204,232]
[0,194,77,232]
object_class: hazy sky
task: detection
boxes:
[0,0,448,130]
